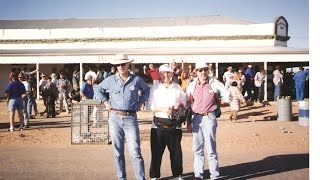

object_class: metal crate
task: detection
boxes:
[71,99,110,145]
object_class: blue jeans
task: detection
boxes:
[274,83,281,101]
[192,113,219,179]
[295,81,305,101]
[109,112,145,180]
[23,96,29,126]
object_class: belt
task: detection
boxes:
[194,112,213,116]
[110,109,136,116]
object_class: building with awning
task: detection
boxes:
[0,15,309,100]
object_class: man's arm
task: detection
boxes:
[93,77,110,110]
[138,77,150,105]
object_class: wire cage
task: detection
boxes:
[71,99,110,145]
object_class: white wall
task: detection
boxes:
[0,23,274,40]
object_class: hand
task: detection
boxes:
[104,101,110,111]
[143,65,147,69]
[167,107,173,117]
[220,100,226,105]
[174,103,180,110]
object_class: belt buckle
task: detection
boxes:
[199,112,208,116]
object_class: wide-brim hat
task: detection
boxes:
[110,54,134,65]
[195,62,208,70]
[159,64,173,72]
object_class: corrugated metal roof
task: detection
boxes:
[0,15,255,29]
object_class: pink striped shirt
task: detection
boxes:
[192,80,217,114]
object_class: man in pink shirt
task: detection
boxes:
[144,64,160,84]
[186,62,231,180]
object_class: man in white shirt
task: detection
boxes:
[273,65,283,101]
[147,64,186,180]
[222,66,234,89]
[19,72,31,128]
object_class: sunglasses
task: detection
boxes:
[117,63,127,67]
[198,68,208,73]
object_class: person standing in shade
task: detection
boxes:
[18,72,31,129]
[186,62,231,180]
[57,73,71,113]
[244,64,255,101]
[144,64,161,84]
[95,54,150,180]
[222,66,234,89]
[254,69,266,103]
[273,65,283,101]
[148,64,186,180]
[293,66,308,101]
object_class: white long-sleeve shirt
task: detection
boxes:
[147,82,187,128]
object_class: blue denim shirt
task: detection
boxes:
[95,73,150,111]
[5,80,26,99]
[293,70,308,83]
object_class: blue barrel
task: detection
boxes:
[277,97,292,121]
[298,100,309,126]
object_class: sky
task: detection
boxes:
[0,0,309,48]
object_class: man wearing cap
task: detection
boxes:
[95,54,150,180]
[57,73,71,113]
[39,73,48,114]
[5,72,26,131]
[186,62,231,180]
[147,64,186,180]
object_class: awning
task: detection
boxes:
[0,53,309,64]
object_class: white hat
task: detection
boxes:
[159,64,173,72]
[110,54,134,65]
[85,75,93,80]
[195,62,208,70]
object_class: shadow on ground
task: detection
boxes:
[160,153,309,180]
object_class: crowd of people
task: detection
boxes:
[4,53,309,180]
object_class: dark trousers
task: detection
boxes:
[149,128,183,178]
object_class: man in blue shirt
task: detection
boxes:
[244,64,255,101]
[95,54,150,180]
[293,66,308,101]
[5,72,26,131]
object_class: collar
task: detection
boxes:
[115,73,133,82]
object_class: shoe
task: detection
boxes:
[23,125,30,129]
[173,175,183,180]
[8,128,14,132]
